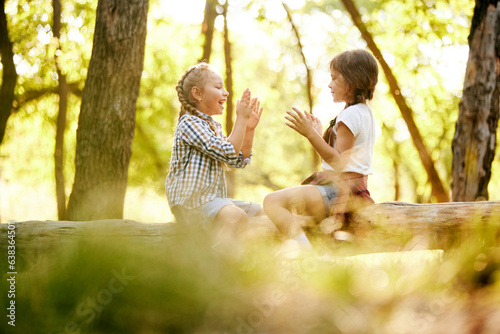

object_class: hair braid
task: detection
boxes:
[176,66,199,119]
[176,63,220,135]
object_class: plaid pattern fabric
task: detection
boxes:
[166,111,249,209]
[329,175,374,216]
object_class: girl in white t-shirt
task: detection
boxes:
[263,49,379,250]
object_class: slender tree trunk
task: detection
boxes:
[340,0,449,202]
[381,122,401,201]
[67,0,149,220]
[200,0,217,62]
[393,159,400,201]
[222,1,235,197]
[0,0,17,145]
[452,1,500,201]
[53,0,68,220]
[283,1,320,169]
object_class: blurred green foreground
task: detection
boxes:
[1,215,500,334]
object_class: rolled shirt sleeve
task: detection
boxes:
[178,117,249,168]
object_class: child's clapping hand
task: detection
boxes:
[311,114,322,134]
[236,89,257,119]
[246,99,263,130]
[285,107,317,138]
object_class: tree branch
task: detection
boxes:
[12,81,83,112]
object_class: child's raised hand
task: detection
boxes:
[285,107,316,138]
[236,89,256,119]
[311,114,323,134]
[246,99,263,130]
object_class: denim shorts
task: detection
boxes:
[171,198,262,228]
[315,185,339,213]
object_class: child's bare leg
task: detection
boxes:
[263,185,326,238]
[211,205,248,253]
[254,207,265,216]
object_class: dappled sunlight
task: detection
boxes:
[1,0,499,331]
[1,0,489,207]
[123,187,174,223]
[0,181,56,223]
[0,181,173,223]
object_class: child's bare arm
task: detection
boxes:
[241,99,263,158]
[227,89,256,154]
[285,107,354,170]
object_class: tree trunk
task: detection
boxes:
[200,0,217,62]
[452,1,500,201]
[393,160,400,201]
[222,1,235,197]
[283,1,320,170]
[381,122,402,201]
[53,0,68,220]
[340,0,449,203]
[0,0,17,145]
[66,0,149,221]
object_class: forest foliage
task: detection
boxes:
[1,0,494,223]
[2,2,500,333]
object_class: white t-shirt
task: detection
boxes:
[321,103,376,175]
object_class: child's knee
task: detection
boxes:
[263,192,280,210]
[216,205,248,226]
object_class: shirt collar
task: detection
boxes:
[194,109,215,123]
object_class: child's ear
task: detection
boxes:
[191,86,202,102]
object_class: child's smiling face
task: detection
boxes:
[328,70,351,104]
[195,72,229,116]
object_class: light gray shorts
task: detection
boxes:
[171,198,261,227]
[315,185,339,213]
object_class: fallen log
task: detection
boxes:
[1,201,499,253]
[352,201,500,228]
[343,201,500,249]
[0,220,180,260]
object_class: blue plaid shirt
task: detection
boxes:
[166,110,250,209]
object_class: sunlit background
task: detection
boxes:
[3,2,500,333]
[0,0,491,224]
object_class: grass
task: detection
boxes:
[1,212,500,334]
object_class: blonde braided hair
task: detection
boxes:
[176,63,219,134]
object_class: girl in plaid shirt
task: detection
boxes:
[263,49,379,251]
[166,63,263,252]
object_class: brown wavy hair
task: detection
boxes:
[329,49,378,108]
[323,49,378,144]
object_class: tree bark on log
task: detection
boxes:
[352,201,500,228]
[346,201,500,249]
[0,220,179,258]
[3,202,499,253]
